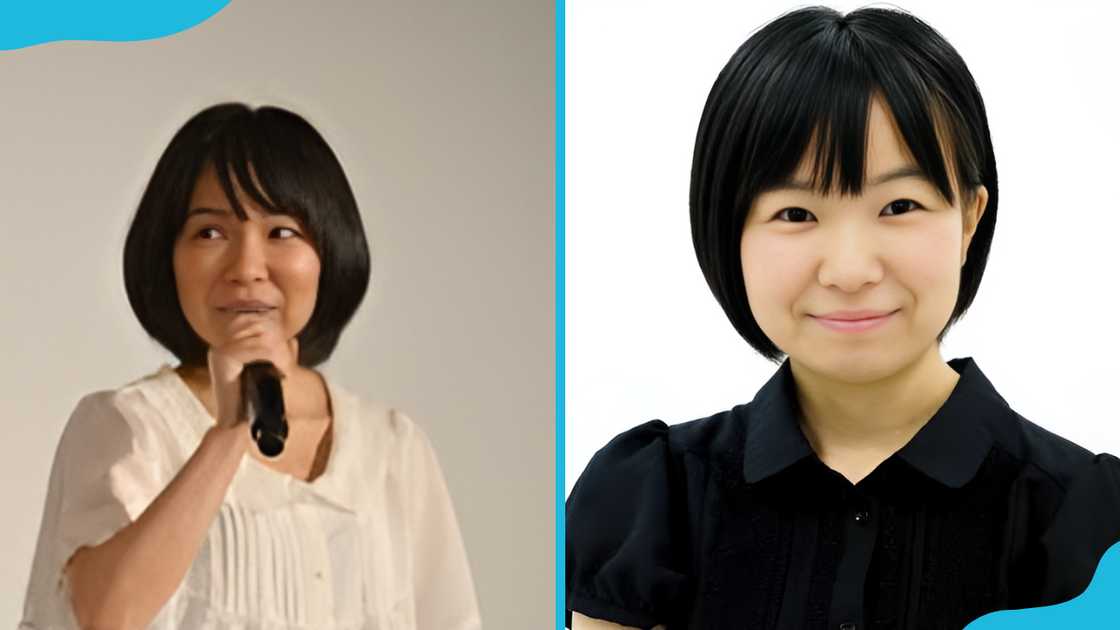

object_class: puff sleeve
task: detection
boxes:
[20,391,171,629]
[566,420,691,629]
[1036,452,1120,605]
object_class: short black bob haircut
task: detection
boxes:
[124,103,370,369]
[690,6,998,363]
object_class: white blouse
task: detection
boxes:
[20,364,481,629]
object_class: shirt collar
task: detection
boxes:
[742,356,1008,488]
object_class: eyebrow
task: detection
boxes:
[763,165,931,194]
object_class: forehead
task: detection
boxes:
[186,161,276,219]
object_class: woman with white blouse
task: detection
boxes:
[19,103,481,629]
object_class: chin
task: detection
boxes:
[794,345,908,384]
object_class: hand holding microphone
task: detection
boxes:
[207,313,298,458]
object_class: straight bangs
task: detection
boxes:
[730,20,982,215]
[186,109,324,253]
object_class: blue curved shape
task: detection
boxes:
[0,0,230,51]
[965,540,1120,628]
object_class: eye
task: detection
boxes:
[774,207,816,223]
[771,199,925,223]
[192,226,301,240]
[882,198,924,216]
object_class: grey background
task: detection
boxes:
[0,1,554,627]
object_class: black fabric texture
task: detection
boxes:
[565,357,1120,629]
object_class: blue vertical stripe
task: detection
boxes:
[555,0,567,627]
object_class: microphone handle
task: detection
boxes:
[240,361,288,458]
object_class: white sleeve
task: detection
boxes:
[20,391,170,629]
[395,411,482,630]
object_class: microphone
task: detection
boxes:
[240,361,288,458]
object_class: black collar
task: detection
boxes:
[741,356,1011,488]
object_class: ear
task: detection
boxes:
[961,185,989,267]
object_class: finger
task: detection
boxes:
[227,335,286,367]
[230,322,269,341]
[227,312,276,332]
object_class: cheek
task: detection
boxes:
[280,250,322,296]
[895,220,962,295]
[741,231,806,317]
[172,246,205,307]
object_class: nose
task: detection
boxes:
[816,227,884,293]
[223,230,269,285]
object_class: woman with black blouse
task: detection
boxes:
[566,6,1120,630]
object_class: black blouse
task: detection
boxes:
[566,357,1120,630]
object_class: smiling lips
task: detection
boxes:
[810,309,899,333]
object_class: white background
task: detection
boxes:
[0,1,553,627]
[565,0,1120,496]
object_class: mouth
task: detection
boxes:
[809,309,899,332]
[218,307,276,315]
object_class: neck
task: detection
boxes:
[790,344,961,458]
[174,363,330,422]
[175,363,210,387]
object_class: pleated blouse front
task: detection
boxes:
[21,364,481,630]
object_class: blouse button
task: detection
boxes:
[315,571,323,579]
